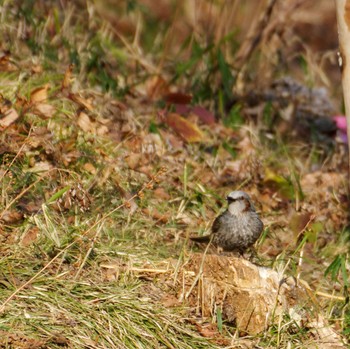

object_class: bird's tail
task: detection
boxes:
[190,235,211,243]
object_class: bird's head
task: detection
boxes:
[226,191,255,215]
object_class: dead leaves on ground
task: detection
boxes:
[30,84,49,104]
[165,113,204,143]
[0,107,19,129]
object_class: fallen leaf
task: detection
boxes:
[17,198,43,214]
[161,294,180,307]
[175,104,191,115]
[77,112,94,132]
[195,323,220,338]
[30,84,50,103]
[27,161,53,173]
[15,93,28,108]
[237,135,255,154]
[61,150,81,166]
[83,163,97,174]
[166,113,203,142]
[21,227,39,246]
[142,208,170,223]
[289,211,313,238]
[0,210,23,224]
[97,125,109,135]
[154,187,171,200]
[0,108,19,128]
[125,153,142,170]
[0,51,17,71]
[69,93,93,111]
[164,92,192,104]
[192,106,215,125]
[142,133,165,156]
[31,64,43,74]
[0,95,12,113]
[159,129,183,150]
[146,75,169,100]
[33,103,55,118]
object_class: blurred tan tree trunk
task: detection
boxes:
[335,0,350,179]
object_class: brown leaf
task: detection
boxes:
[142,208,170,224]
[15,93,29,108]
[174,104,191,115]
[166,113,203,142]
[154,187,171,200]
[146,75,169,100]
[96,125,109,135]
[32,103,55,118]
[69,93,94,111]
[289,212,313,236]
[31,64,43,74]
[0,210,23,224]
[161,294,181,307]
[62,64,74,90]
[77,112,94,132]
[0,108,19,129]
[0,52,10,65]
[0,52,17,72]
[125,153,142,170]
[21,227,39,246]
[164,92,192,104]
[30,84,49,103]
[0,95,12,113]
[83,162,97,174]
[27,161,53,173]
[195,323,220,338]
[192,106,215,125]
[159,129,183,150]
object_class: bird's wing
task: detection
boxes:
[190,235,211,243]
[212,213,225,234]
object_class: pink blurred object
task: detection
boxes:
[333,115,347,131]
[174,104,216,125]
[333,115,348,143]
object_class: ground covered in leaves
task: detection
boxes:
[0,1,349,348]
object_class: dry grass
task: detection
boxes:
[0,1,348,348]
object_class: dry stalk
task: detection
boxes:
[184,235,213,300]
[234,0,278,69]
[0,167,167,313]
[295,214,315,281]
[73,220,104,280]
[110,26,158,75]
[335,0,350,185]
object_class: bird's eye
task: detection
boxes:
[227,196,244,202]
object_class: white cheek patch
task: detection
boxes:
[228,200,244,214]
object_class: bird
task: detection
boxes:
[190,191,264,254]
